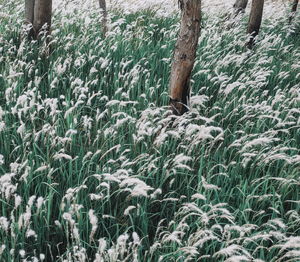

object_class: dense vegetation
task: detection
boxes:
[0,1,299,261]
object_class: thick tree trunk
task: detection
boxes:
[25,0,35,37]
[233,0,248,15]
[99,0,108,37]
[247,0,264,48]
[289,0,299,24]
[33,0,52,38]
[24,0,52,39]
[169,0,201,115]
[25,0,35,24]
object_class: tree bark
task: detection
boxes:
[33,0,52,38]
[169,0,201,115]
[25,0,35,24]
[247,0,264,48]
[25,0,35,38]
[289,0,299,24]
[233,0,248,16]
[99,0,108,37]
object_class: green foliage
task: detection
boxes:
[0,1,299,261]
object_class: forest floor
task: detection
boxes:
[0,0,300,261]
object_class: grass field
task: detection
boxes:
[0,0,300,261]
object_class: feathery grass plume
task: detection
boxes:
[0,0,299,261]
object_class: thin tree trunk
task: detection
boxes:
[169,0,201,116]
[99,0,108,37]
[247,0,264,48]
[233,0,248,16]
[289,0,299,24]
[33,0,52,39]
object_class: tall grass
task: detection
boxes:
[0,0,299,261]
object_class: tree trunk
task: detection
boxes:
[169,0,201,116]
[289,0,299,24]
[99,0,108,37]
[247,0,264,48]
[33,0,52,38]
[24,0,52,39]
[233,0,248,15]
[25,0,35,37]
[25,0,35,24]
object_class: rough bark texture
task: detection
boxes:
[169,0,201,115]
[33,0,52,38]
[289,0,299,24]
[247,0,264,48]
[99,0,108,37]
[233,0,248,15]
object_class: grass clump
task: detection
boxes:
[0,0,299,261]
